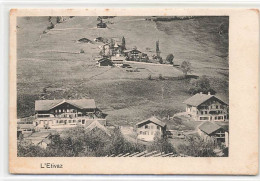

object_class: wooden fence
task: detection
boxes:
[105,151,189,157]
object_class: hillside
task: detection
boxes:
[17,16,229,125]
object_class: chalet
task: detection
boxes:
[124,48,143,61]
[198,121,229,147]
[96,57,113,67]
[97,21,107,28]
[111,54,126,66]
[34,99,106,129]
[136,116,167,142]
[183,92,228,121]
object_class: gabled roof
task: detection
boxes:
[136,116,166,127]
[183,93,228,107]
[35,99,96,111]
[199,121,222,135]
[97,57,112,63]
[85,120,111,136]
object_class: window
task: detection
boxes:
[56,120,58,123]
[140,131,142,134]
[216,105,219,109]
[205,111,207,114]
[201,111,203,115]
[200,117,209,120]
[69,120,71,123]
[73,120,76,123]
[157,126,160,130]
[145,125,148,129]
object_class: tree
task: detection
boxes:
[121,36,126,51]
[180,61,192,77]
[166,54,174,64]
[177,136,216,157]
[148,134,176,154]
[188,75,216,95]
[156,40,160,57]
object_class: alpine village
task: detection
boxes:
[17,16,229,157]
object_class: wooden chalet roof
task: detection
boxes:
[136,116,166,127]
[35,99,96,111]
[183,93,228,107]
[199,121,222,135]
[85,120,111,136]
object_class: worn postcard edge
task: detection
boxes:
[9,8,259,175]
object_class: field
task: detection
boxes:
[17,16,229,126]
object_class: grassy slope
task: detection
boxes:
[17,16,229,126]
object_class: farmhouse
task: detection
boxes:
[124,48,142,61]
[198,121,229,147]
[183,92,228,121]
[96,57,113,67]
[34,99,106,129]
[97,21,107,28]
[111,54,126,66]
[136,116,167,142]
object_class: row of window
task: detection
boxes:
[200,110,223,115]
[139,131,157,135]
[199,116,224,120]
[143,125,161,130]
[39,119,86,125]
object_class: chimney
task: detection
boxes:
[208,92,211,95]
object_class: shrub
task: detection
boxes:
[180,61,192,77]
[188,75,216,95]
[178,136,216,157]
[80,49,85,54]
[166,54,174,64]
[148,134,176,154]
[147,74,152,80]
[158,74,164,80]
[47,22,54,30]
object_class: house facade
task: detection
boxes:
[183,93,228,121]
[136,116,167,142]
[34,99,106,129]
[198,121,229,147]
[96,57,113,67]
[111,54,126,66]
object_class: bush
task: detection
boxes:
[180,61,192,77]
[158,74,164,80]
[148,134,176,154]
[147,74,152,80]
[188,75,216,95]
[80,49,85,54]
[166,54,174,64]
[178,136,216,157]
[47,22,54,30]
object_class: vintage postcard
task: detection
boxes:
[9,8,258,174]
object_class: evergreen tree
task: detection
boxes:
[156,40,160,57]
[122,36,126,50]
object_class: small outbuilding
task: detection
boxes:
[198,121,229,147]
[96,57,113,67]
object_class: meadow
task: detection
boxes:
[17,16,229,126]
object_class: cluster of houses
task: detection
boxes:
[95,36,150,68]
[18,92,229,149]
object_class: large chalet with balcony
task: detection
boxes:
[34,99,106,129]
[183,93,228,121]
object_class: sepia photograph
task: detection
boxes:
[9,8,258,175]
[16,15,229,158]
